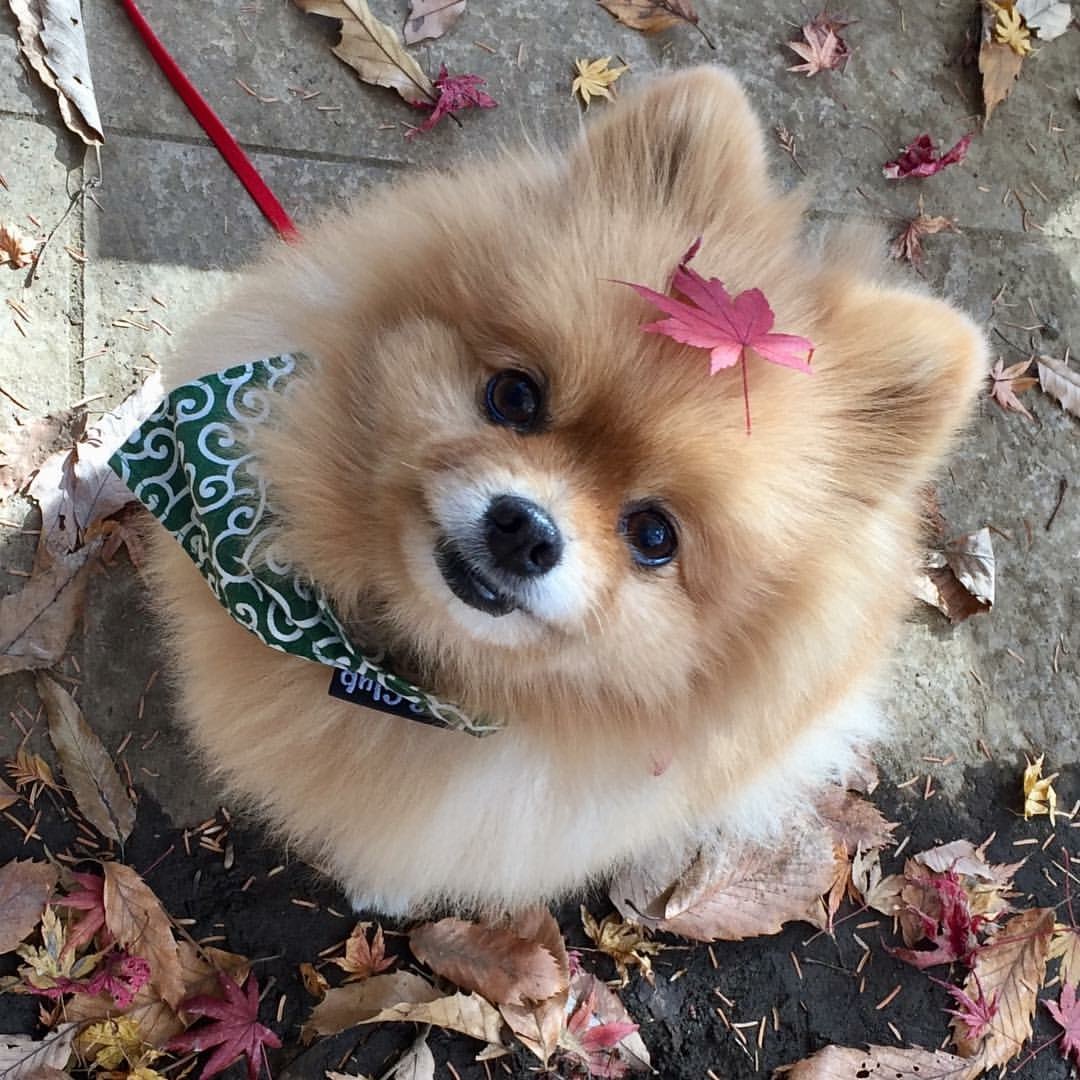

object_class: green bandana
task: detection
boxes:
[109,356,500,737]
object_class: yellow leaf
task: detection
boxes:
[580,908,660,987]
[1022,753,1058,821]
[1050,924,1080,986]
[77,1017,154,1071]
[571,57,628,107]
[992,3,1032,53]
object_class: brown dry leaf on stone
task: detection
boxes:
[580,908,659,987]
[978,1,1024,122]
[786,24,844,76]
[0,408,75,501]
[6,748,58,797]
[497,907,568,1065]
[849,849,905,915]
[304,971,442,1038]
[777,1043,973,1078]
[0,222,36,268]
[1037,354,1080,418]
[29,375,161,565]
[595,0,714,47]
[37,673,136,843]
[0,859,59,954]
[8,0,102,143]
[989,357,1038,420]
[0,1025,78,1080]
[914,527,995,624]
[0,548,93,677]
[403,0,465,44]
[102,862,185,1009]
[409,917,565,1007]
[293,0,435,105]
[951,907,1054,1066]
[890,206,958,267]
[331,923,395,981]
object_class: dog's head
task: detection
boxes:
[258,68,985,729]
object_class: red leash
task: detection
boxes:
[117,0,298,240]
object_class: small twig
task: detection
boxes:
[26,171,102,288]
[1045,476,1068,532]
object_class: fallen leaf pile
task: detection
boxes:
[0,221,37,268]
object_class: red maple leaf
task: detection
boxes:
[167,972,281,1080]
[932,974,999,1041]
[56,871,109,954]
[565,981,639,1079]
[30,949,151,1008]
[1047,983,1080,1066]
[883,133,972,179]
[407,66,497,138]
[621,238,814,432]
[889,871,990,969]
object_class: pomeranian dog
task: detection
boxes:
[142,67,985,916]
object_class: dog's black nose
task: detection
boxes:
[483,495,563,578]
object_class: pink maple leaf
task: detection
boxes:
[932,974,999,1041]
[28,949,150,1008]
[565,981,639,1079]
[620,238,814,432]
[883,133,973,179]
[167,972,281,1080]
[56,871,109,955]
[407,66,497,138]
[1047,983,1080,1067]
[889,871,989,969]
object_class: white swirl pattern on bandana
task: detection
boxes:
[110,355,501,737]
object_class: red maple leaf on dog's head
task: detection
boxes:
[167,972,281,1080]
[1047,983,1080,1066]
[620,238,814,432]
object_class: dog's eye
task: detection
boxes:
[621,507,678,568]
[485,370,542,431]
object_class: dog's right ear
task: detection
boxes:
[567,66,775,224]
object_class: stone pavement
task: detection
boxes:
[0,0,1078,977]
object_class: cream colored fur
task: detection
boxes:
[148,68,986,915]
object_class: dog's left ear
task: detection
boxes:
[568,66,775,223]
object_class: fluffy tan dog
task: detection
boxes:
[149,68,985,915]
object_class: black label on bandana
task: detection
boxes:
[327,669,447,728]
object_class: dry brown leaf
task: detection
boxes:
[0,859,58,954]
[102,863,184,1009]
[778,1043,973,1078]
[951,907,1054,1065]
[580,908,659,987]
[978,6,1024,125]
[409,917,565,1007]
[914,527,995,624]
[0,1024,77,1080]
[816,788,897,853]
[890,210,958,267]
[361,992,505,1044]
[0,778,18,811]
[37,673,135,842]
[914,839,1023,887]
[299,961,329,999]
[989,357,1038,420]
[0,548,93,677]
[1022,753,1058,821]
[403,0,465,44]
[8,0,102,144]
[596,0,712,46]
[1050,924,1080,986]
[0,409,75,501]
[614,825,836,942]
[498,907,568,1065]
[850,851,905,915]
[0,222,36,268]
[293,0,435,105]
[331,922,395,981]
[1037,354,1080,418]
[304,971,441,1038]
[29,376,161,565]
